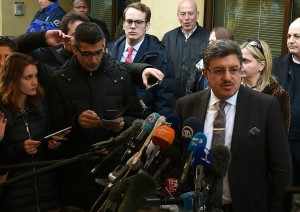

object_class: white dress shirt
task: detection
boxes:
[204,90,238,203]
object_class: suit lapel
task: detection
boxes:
[117,41,126,61]
[230,86,253,155]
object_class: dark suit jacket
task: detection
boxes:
[174,86,292,212]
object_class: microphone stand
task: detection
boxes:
[0,152,90,188]
[0,159,64,169]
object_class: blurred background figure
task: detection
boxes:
[162,0,210,100]
[26,0,66,33]
[71,0,111,42]
[0,36,17,70]
[186,27,235,94]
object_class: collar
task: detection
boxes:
[292,54,300,64]
[209,89,238,107]
[181,25,197,39]
[125,38,144,52]
[45,1,59,15]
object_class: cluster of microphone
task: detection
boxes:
[89,112,232,212]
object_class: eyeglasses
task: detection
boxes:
[247,39,264,55]
[207,67,241,76]
[0,36,15,43]
[76,46,105,58]
[124,19,145,27]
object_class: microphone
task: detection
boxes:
[102,173,158,212]
[144,125,175,170]
[144,114,179,168]
[181,117,203,143]
[179,132,207,185]
[152,144,181,179]
[128,115,166,172]
[143,125,175,171]
[204,145,231,210]
[143,191,204,211]
[91,119,144,149]
[165,114,181,131]
[92,112,161,149]
[208,145,231,179]
[180,117,203,181]
[191,145,211,211]
[161,178,178,195]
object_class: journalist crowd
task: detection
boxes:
[0,0,298,211]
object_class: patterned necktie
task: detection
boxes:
[207,101,227,209]
[125,47,134,63]
[212,101,227,146]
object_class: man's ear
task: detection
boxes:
[71,44,77,55]
[202,68,209,80]
[145,22,150,31]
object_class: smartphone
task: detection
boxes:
[41,126,72,142]
[146,81,159,90]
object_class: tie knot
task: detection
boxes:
[217,101,227,110]
[127,47,134,54]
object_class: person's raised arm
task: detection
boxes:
[16,30,70,53]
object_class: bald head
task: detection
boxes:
[177,0,199,34]
[178,0,198,12]
[290,17,300,28]
[287,17,300,60]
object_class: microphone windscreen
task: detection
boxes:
[152,125,175,149]
[117,173,158,212]
[142,112,161,133]
[181,117,203,143]
[179,191,204,211]
[208,145,231,179]
[191,146,211,169]
[188,132,207,152]
[165,114,181,131]
[114,119,143,141]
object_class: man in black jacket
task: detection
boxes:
[272,17,300,186]
[47,22,147,210]
[162,0,209,99]
[71,0,111,42]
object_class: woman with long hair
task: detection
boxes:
[0,52,65,211]
[241,39,291,131]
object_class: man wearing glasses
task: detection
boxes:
[47,22,147,210]
[174,40,292,212]
[109,2,175,116]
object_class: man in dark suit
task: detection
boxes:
[272,17,300,186]
[71,0,111,42]
[109,2,175,117]
[174,40,292,212]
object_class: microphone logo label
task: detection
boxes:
[201,148,211,165]
[182,126,193,140]
[157,128,171,135]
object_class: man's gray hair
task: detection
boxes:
[203,40,243,69]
